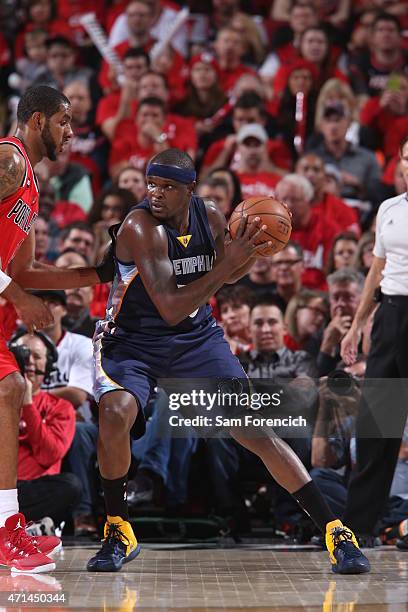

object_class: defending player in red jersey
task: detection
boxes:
[0,85,113,573]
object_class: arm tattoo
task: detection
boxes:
[0,147,26,201]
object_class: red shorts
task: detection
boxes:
[0,329,19,381]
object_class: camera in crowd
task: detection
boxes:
[8,343,31,375]
[326,369,360,397]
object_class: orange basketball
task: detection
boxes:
[228,196,292,257]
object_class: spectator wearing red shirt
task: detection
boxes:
[108,0,189,58]
[275,174,339,290]
[349,12,408,99]
[234,123,283,199]
[360,72,408,160]
[273,28,346,98]
[96,48,150,141]
[295,152,361,235]
[271,0,351,29]
[98,70,195,150]
[175,54,227,134]
[269,60,319,163]
[56,0,105,47]
[210,0,242,32]
[260,2,319,82]
[149,44,188,106]
[298,26,347,90]
[12,332,80,525]
[109,97,197,178]
[14,0,71,60]
[100,0,187,98]
[213,27,255,95]
[201,92,291,178]
[99,0,156,91]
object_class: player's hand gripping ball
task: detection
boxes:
[229,197,292,256]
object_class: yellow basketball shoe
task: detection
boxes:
[325,519,370,574]
[87,516,141,572]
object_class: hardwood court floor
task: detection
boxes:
[0,544,407,610]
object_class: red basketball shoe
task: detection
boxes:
[26,519,62,555]
[28,534,62,555]
[0,513,55,573]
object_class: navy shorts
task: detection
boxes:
[93,319,247,436]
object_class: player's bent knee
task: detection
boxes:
[99,391,139,433]
[0,371,26,410]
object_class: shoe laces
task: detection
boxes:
[331,526,354,548]
[98,523,130,556]
[9,526,39,556]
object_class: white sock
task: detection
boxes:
[0,489,18,527]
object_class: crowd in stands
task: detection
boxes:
[0,0,407,543]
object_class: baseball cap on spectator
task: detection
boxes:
[189,53,220,75]
[237,123,268,144]
[30,290,67,306]
[322,101,347,120]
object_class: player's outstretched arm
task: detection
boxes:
[9,228,114,289]
[0,144,26,201]
[118,210,268,326]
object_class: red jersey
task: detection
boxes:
[218,64,256,95]
[313,193,361,237]
[291,209,339,290]
[18,391,75,480]
[360,96,408,160]
[109,115,197,172]
[0,137,39,272]
[96,91,138,128]
[237,171,281,199]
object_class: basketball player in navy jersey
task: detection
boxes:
[88,149,369,575]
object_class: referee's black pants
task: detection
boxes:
[343,296,408,534]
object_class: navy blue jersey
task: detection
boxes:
[104,195,217,334]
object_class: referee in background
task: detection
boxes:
[341,134,408,541]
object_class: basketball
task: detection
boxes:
[228,196,292,257]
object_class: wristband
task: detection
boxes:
[0,269,12,294]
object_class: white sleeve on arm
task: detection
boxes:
[68,335,94,396]
[373,204,385,258]
[0,270,12,293]
[259,53,280,78]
